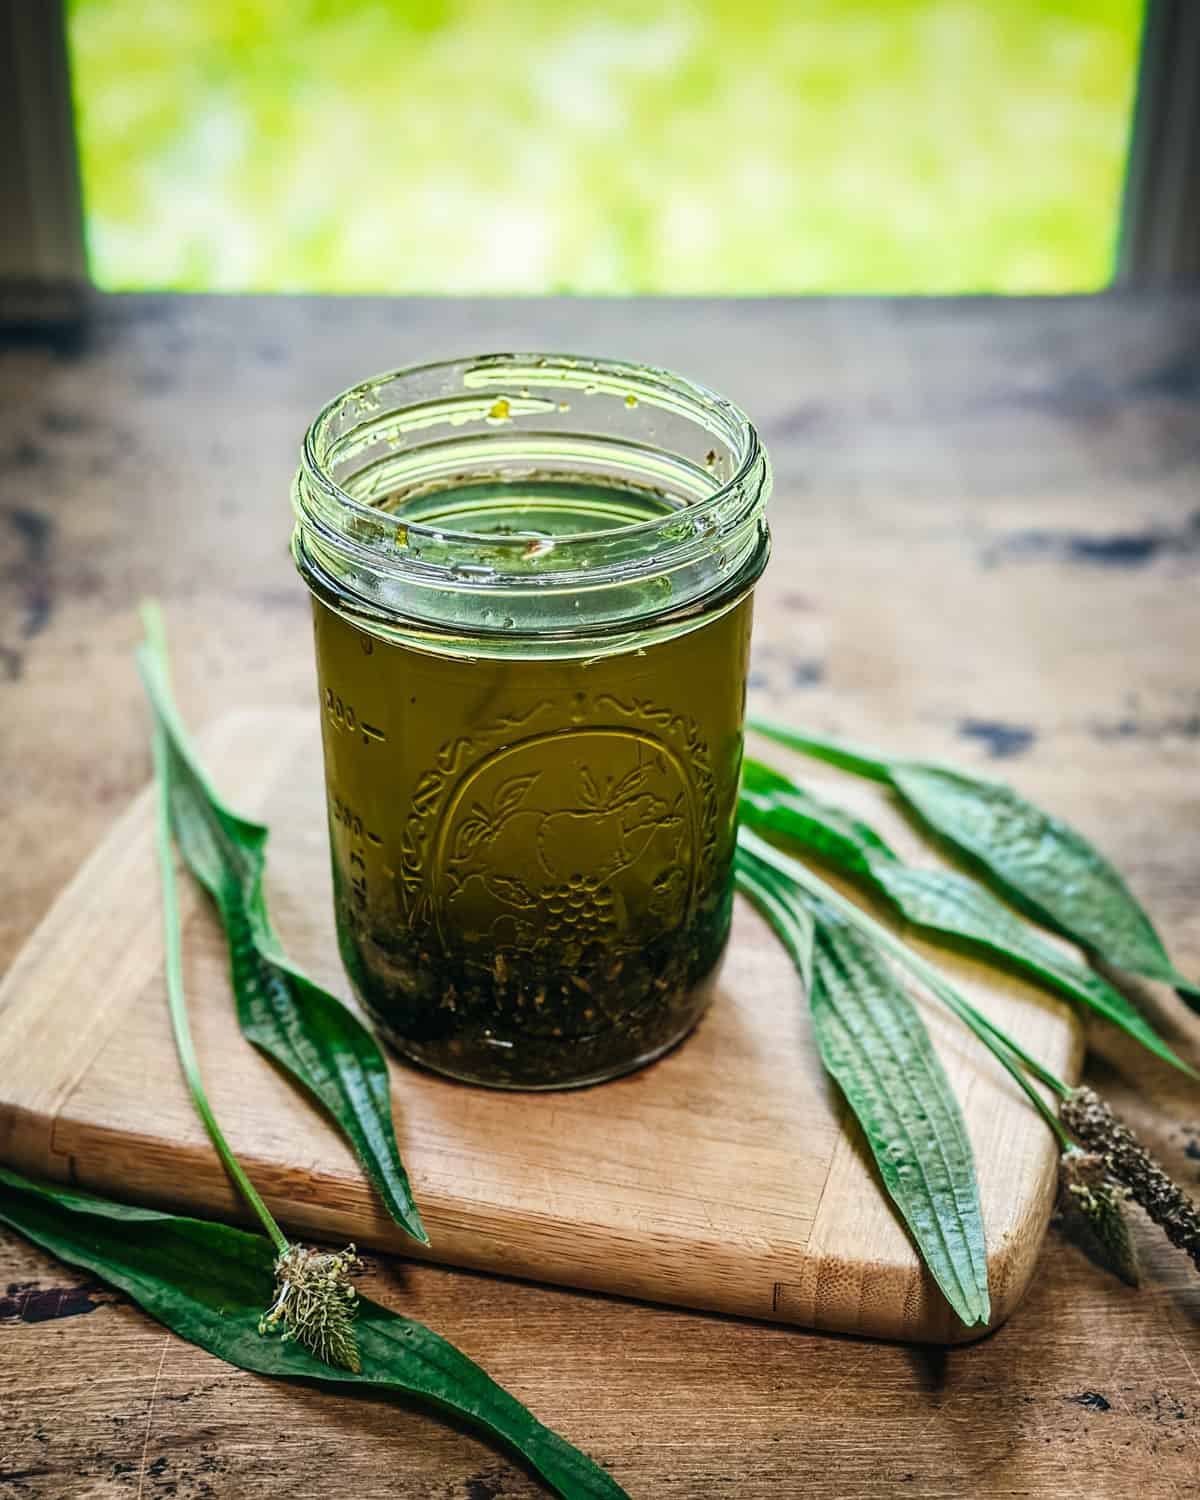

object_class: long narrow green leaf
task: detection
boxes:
[891,764,1200,999]
[869,863,1196,1078]
[741,769,895,879]
[738,769,1196,1078]
[136,635,428,1247]
[738,863,989,1327]
[740,828,1075,1131]
[747,720,1200,1003]
[810,913,990,1326]
[0,1167,628,1500]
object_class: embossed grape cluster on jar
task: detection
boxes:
[541,876,617,965]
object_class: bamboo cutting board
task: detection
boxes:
[0,710,1081,1343]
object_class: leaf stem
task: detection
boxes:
[746,718,897,782]
[145,610,289,1257]
[733,856,814,992]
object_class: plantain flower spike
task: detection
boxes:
[1061,1088,1200,1273]
[1058,1147,1140,1286]
[259,1243,365,1373]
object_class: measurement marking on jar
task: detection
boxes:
[325,689,389,746]
[331,792,383,851]
[333,796,374,915]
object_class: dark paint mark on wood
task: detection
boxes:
[2,507,55,664]
[464,1469,511,1499]
[965,345,1200,420]
[0,1281,114,1323]
[40,407,91,435]
[1184,1141,1200,1162]
[766,402,829,438]
[1132,353,1200,403]
[748,644,826,695]
[0,320,88,358]
[1069,534,1160,566]
[22,594,51,639]
[1065,1391,1112,1412]
[983,510,1200,569]
[134,369,175,395]
[957,719,1035,759]
[6,506,51,564]
[791,659,825,688]
[10,438,47,470]
[1091,715,1200,743]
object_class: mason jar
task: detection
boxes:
[292,353,770,1088]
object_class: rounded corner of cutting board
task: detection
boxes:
[785,1228,1049,1346]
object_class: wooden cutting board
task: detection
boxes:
[0,710,1081,1344]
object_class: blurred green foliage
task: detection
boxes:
[68,0,1143,294]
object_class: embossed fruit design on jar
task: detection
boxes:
[293,355,770,1087]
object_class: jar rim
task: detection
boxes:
[292,351,771,652]
[299,351,762,549]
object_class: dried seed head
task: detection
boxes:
[259,1243,365,1373]
[1058,1148,1140,1286]
[1061,1088,1200,1274]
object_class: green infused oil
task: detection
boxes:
[312,477,752,1088]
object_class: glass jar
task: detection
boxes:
[292,354,770,1088]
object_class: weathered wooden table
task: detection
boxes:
[2,295,1198,1498]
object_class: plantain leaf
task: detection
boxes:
[734,850,989,1327]
[0,1167,628,1500]
[137,645,428,1247]
[890,765,1199,999]
[740,765,894,878]
[808,909,990,1326]
[868,863,1195,1078]
[747,720,1200,1004]
[739,765,1195,1078]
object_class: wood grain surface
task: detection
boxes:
[1,294,1198,1496]
[0,707,1080,1343]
